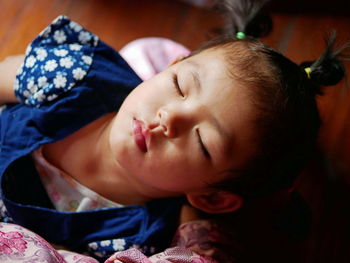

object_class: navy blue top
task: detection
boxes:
[0,16,183,260]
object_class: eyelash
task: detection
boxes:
[196,129,211,159]
[172,74,184,97]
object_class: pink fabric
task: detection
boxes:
[0,223,98,262]
[120,37,190,80]
[106,221,222,263]
[105,247,217,263]
[0,221,222,263]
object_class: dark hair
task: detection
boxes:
[195,0,348,199]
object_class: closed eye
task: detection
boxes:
[196,129,211,159]
[172,74,184,97]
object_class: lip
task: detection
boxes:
[133,119,148,153]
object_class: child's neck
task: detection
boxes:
[42,113,155,206]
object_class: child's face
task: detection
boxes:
[109,49,256,197]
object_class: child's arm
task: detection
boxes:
[0,55,24,104]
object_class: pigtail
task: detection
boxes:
[215,0,272,38]
[300,31,349,90]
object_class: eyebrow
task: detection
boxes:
[191,68,202,95]
[186,61,202,95]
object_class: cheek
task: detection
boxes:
[123,86,162,114]
[146,145,203,177]
[132,75,173,102]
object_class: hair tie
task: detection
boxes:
[304,67,312,79]
[236,32,246,40]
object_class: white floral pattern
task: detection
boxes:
[25,55,36,68]
[112,239,126,251]
[69,21,83,32]
[72,67,86,80]
[78,31,92,44]
[100,240,111,247]
[88,238,127,258]
[69,44,82,51]
[27,79,35,91]
[54,49,69,57]
[22,90,30,98]
[44,59,58,72]
[53,75,67,88]
[88,242,98,250]
[59,57,74,68]
[36,48,48,61]
[37,76,48,88]
[34,90,45,102]
[14,15,98,107]
[82,55,92,65]
[53,30,67,44]
[47,94,58,101]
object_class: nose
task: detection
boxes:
[151,107,189,138]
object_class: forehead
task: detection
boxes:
[185,48,228,73]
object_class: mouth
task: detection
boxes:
[133,119,148,153]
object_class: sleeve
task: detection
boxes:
[14,15,98,107]
[105,221,225,263]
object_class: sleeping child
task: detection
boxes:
[0,0,348,261]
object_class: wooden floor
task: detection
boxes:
[1,0,350,262]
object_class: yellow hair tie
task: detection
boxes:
[304,67,312,79]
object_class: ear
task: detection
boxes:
[186,190,243,214]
